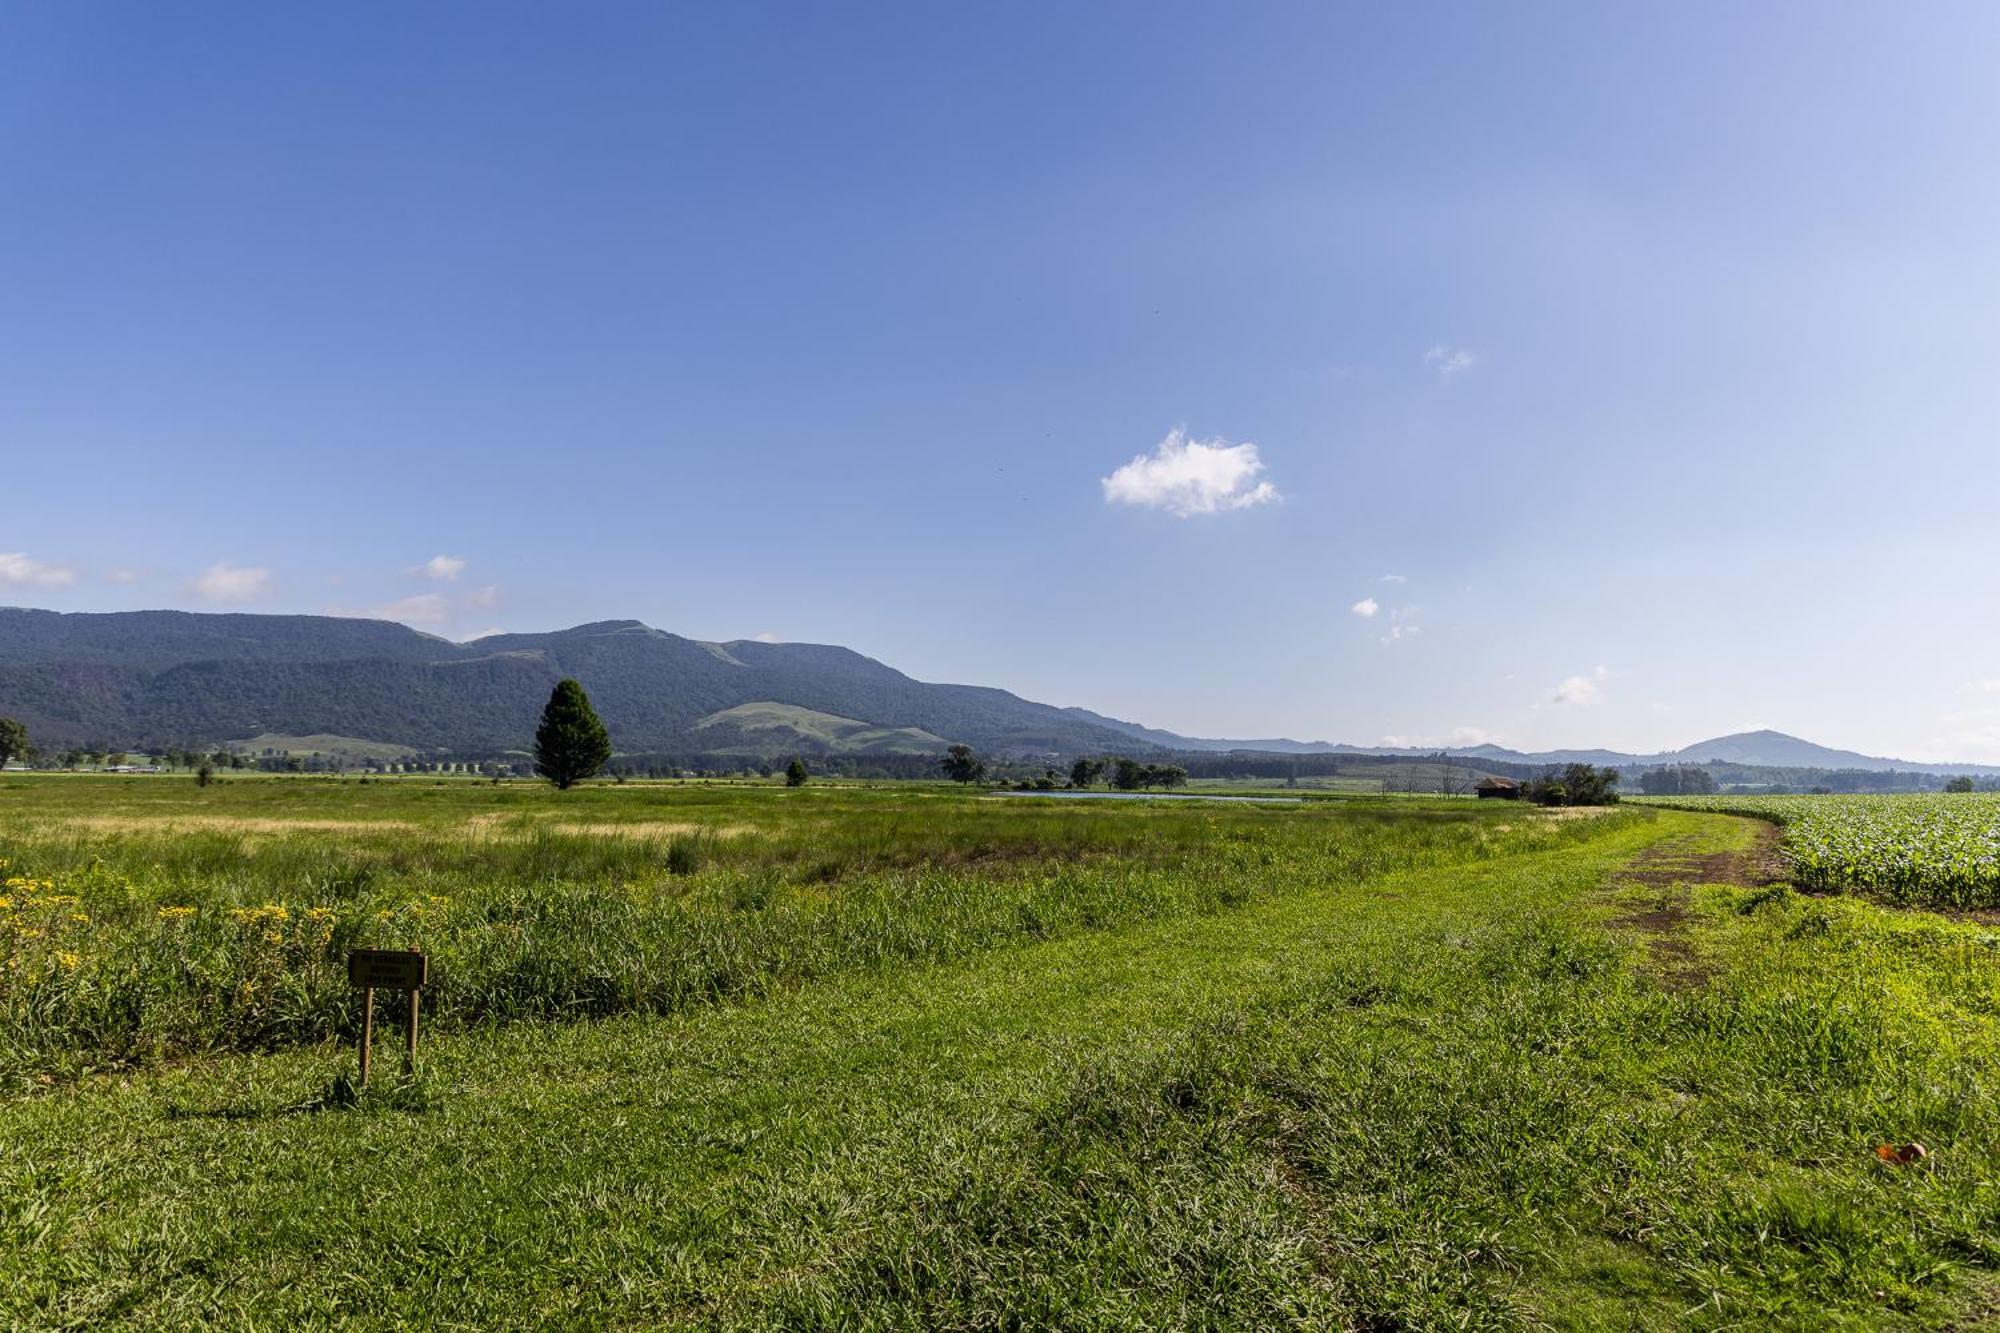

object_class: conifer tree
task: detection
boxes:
[533,679,612,789]
[0,716,27,773]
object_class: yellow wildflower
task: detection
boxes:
[157,906,196,921]
[55,951,81,970]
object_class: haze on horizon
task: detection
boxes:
[4,4,1997,761]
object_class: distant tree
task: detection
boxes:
[1529,763,1620,807]
[1111,756,1146,791]
[1946,775,1976,793]
[533,678,613,790]
[105,751,127,769]
[939,744,986,786]
[1069,757,1107,789]
[1151,763,1188,790]
[0,717,28,772]
[785,757,809,787]
[1639,764,1717,796]
[196,761,215,787]
[1567,763,1620,805]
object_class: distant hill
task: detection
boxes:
[0,608,1152,757]
[1166,728,2000,778]
[1,607,1993,774]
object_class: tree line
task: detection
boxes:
[9,682,1995,798]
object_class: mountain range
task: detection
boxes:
[0,607,1991,774]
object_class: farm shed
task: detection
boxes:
[1475,777,1521,800]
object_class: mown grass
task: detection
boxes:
[2,783,1997,1328]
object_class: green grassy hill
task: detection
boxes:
[0,610,1154,757]
[692,702,950,755]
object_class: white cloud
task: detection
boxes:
[418,554,467,581]
[1372,602,1422,643]
[1916,682,2000,764]
[104,567,143,586]
[1101,427,1278,518]
[1424,344,1479,378]
[456,626,506,643]
[1550,665,1609,706]
[1379,726,1498,749]
[375,594,449,626]
[191,562,271,602]
[752,631,782,643]
[0,553,78,588]
[331,594,449,626]
[1380,573,1406,584]
[466,584,500,609]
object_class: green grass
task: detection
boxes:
[0,779,1587,1082]
[2,779,1997,1327]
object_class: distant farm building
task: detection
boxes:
[1475,777,1521,800]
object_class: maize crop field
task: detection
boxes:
[1634,793,2000,909]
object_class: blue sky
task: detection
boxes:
[4,3,1998,759]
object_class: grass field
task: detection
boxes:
[4,778,1999,1328]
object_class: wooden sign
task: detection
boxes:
[347,949,427,1085]
[348,949,427,990]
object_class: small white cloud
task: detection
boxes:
[456,626,506,643]
[331,594,449,626]
[0,553,78,588]
[1924,684,2000,763]
[1101,427,1278,518]
[752,631,782,643]
[418,555,467,582]
[466,584,500,609]
[374,594,449,626]
[1424,344,1479,378]
[191,562,271,602]
[1380,573,1406,584]
[1550,665,1609,706]
[1382,624,1421,644]
[1376,726,1497,749]
[104,567,143,586]
[1350,597,1380,618]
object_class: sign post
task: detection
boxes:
[348,949,427,1085]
